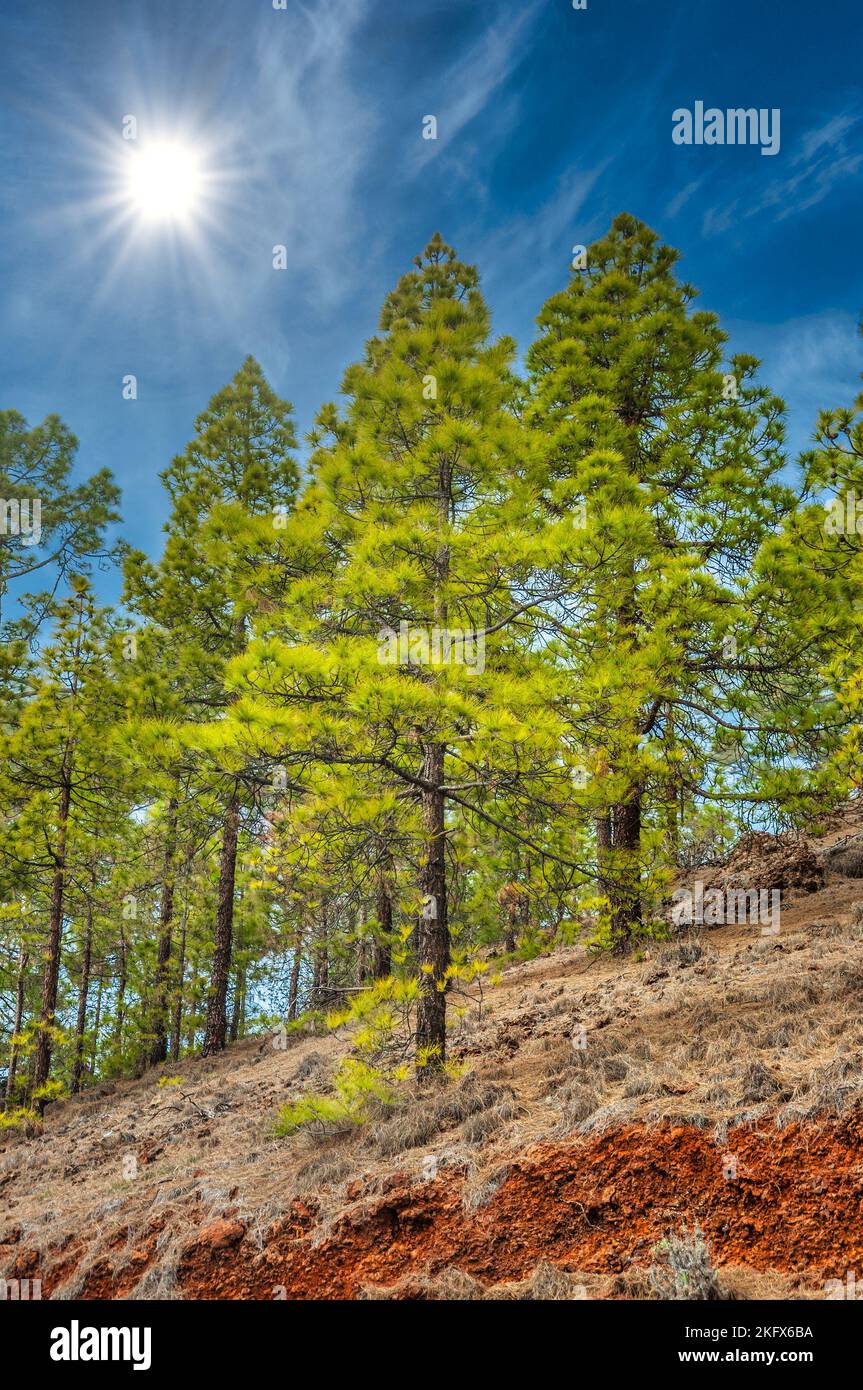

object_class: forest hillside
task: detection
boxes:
[3,215,863,1306]
[3,810,863,1301]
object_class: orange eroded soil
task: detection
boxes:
[61,1115,861,1299]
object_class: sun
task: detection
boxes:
[124,139,204,224]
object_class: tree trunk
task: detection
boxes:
[229,964,245,1043]
[33,758,72,1110]
[6,941,28,1108]
[519,856,531,942]
[607,577,643,952]
[664,703,681,866]
[611,791,642,952]
[170,909,188,1062]
[114,921,127,1059]
[147,800,178,1069]
[312,902,329,1009]
[596,808,613,896]
[355,904,369,984]
[416,741,449,1080]
[185,953,200,1053]
[90,966,103,1080]
[415,445,452,1080]
[70,900,93,1095]
[287,935,303,1022]
[372,873,393,979]
[202,789,241,1055]
[503,919,516,953]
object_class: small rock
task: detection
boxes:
[197,1219,246,1250]
[381,1171,410,1193]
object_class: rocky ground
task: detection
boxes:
[3,810,863,1300]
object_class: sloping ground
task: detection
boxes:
[174,1117,863,1300]
[3,814,863,1301]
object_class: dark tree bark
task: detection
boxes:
[519,855,531,941]
[414,447,452,1080]
[610,791,642,952]
[311,900,331,1008]
[170,907,188,1062]
[114,920,128,1058]
[597,786,643,954]
[70,900,94,1095]
[663,703,681,866]
[372,873,393,979]
[229,964,245,1043]
[33,755,72,1110]
[354,905,369,984]
[416,740,449,1080]
[608,578,644,951]
[596,809,613,894]
[501,850,530,953]
[202,789,241,1055]
[147,799,178,1069]
[186,941,202,1053]
[90,966,103,1080]
[287,935,303,1021]
[5,941,28,1107]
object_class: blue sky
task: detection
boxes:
[1,0,861,604]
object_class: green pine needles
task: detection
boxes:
[2,217,861,1111]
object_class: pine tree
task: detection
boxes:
[123,357,299,1056]
[229,236,565,1075]
[527,213,796,947]
[0,579,127,1108]
[0,410,120,651]
[745,348,863,810]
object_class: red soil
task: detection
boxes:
[18,1112,858,1300]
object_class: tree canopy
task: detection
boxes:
[2,217,860,1115]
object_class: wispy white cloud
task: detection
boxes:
[476,161,610,319]
[409,0,545,174]
[728,310,862,456]
[762,311,861,399]
[701,106,862,236]
[229,0,377,305]
[664,176,705,220]
[796,112,858,165]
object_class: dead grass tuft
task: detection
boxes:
[365,1077,515,1159]
[739,1060,786,1105]
[829,847,863,878]
[295,1147,356,1192]
[459,1098,519,1146]
[489,1261,588,1301]
[462,1163,510,1213]
[361,1260,594,1301]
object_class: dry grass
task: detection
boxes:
[360,1260,600,1300]
[828,847,863,878]
[364,1078,516,1159]
[4,850,863,1299]
[461,1162,510,1213]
